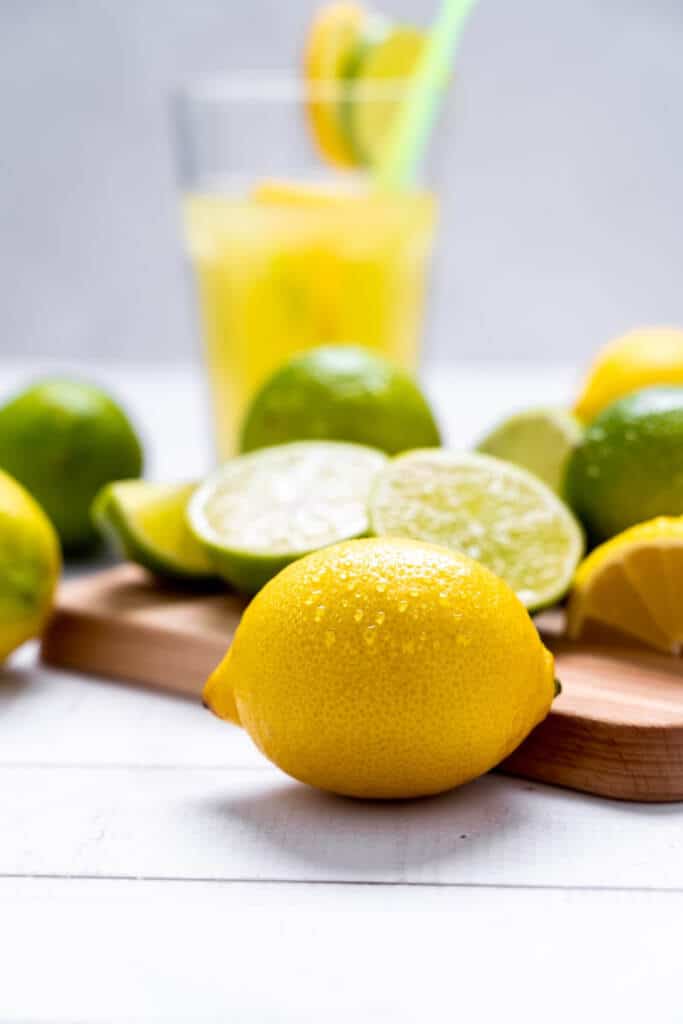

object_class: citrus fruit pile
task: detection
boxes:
[4,1,681,806]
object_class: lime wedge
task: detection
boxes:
[93,481,215,582]
[187,442,387,594]
[369,450,584,610]
[476,407,583,495]
[344,25,426,167]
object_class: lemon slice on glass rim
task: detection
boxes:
[303,3,426,170]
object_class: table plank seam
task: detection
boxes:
[3,872,683,894]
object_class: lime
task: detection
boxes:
[566,386,683,543]
[188,441,387,594]
[476,407,583,494]
[369,449,583,610]
[574,326,683,422]
[240,345,440,455]
[343,25,425,167]
[93,481,215,582]
[0,469,60,660]
[0,380,143,553]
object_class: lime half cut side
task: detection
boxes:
[476,407,583,495]
[369,450,584,611]
[93,480,216,582]
[187,441,387,594]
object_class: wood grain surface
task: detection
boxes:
[40,565,683,803]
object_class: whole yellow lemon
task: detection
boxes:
[575,326,683,422]
[0,469,60,660]
[204,537,555,798]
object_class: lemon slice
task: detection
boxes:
[93,480,215,582]
[369,450,584,610]
[344,25,425,167]
[251,178,362,206]
[303,2,367,168]
[187,441,387,594]
[476,407,583,495]
[567,517,683,654]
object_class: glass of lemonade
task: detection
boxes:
[173,76,438,458]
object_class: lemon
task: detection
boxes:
[476,407,583,495]
[0,469,60,660]
[93,481,215,582]
[0,379,143,552]
[567,517,683,654]
[303,2,367,167]
[188,441,387,594]
[574,326,683,422]
[204,537,556,798]
[240,345,441,455]
[566,386,683,543]
[369,450,583,610]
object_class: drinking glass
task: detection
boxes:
[172,74,440,458]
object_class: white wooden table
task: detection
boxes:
[1,361,682,1023]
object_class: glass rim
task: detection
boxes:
[173,71,420,105]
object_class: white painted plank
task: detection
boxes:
[0,877,680,1023]
[0,644,261,768]
[1,765,682,888]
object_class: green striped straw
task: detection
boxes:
[375,0,478,190]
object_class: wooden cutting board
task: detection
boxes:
[40,564,683,803]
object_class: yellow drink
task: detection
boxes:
[183,184,436,456]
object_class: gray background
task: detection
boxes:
[1,0,681,364]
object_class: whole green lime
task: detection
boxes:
[239,345,441,455]
[565,386,683,542]
[0,379,144,552]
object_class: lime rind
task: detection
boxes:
[93,480,216,583]
[476,407,583,495]
[187,441,387,594]
[369,449,584,611]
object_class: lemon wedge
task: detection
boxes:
[567,517,683,654]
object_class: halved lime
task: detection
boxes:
[344,25,425,167]
[93,480,216,582]
[476,407,583,495]
[369,450,584,610]
[187,441,387,594]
